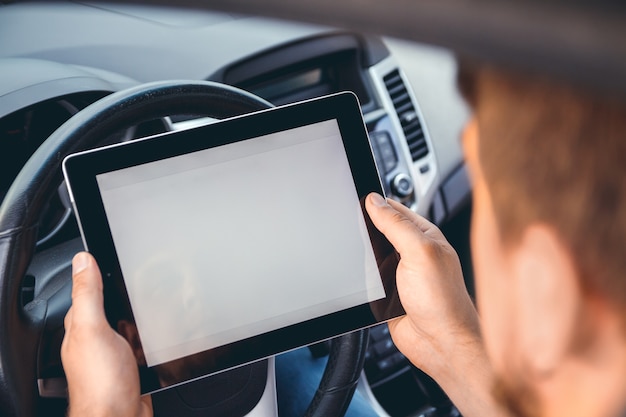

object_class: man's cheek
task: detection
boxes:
[470,187,514,374]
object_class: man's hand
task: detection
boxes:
[365,193,480,371]
[61,252,153,417]
[366,193,506,417]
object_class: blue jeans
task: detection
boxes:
[275,347,379,417]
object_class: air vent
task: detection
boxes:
[383,70,429,161]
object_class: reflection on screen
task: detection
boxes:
[97,119,385,367]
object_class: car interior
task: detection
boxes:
[0,0,620,416]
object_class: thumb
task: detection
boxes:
[69,252,106,325]
[365,193,428,256]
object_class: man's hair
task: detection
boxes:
[457,61,626,311]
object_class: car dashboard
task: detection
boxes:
[0,2,471,416]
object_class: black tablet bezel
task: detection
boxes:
[63,92,403,394]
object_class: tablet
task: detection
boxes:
[63,91,403,394]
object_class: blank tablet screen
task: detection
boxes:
[95,119,386,367]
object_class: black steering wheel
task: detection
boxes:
[0,81,369,417]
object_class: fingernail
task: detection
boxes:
[370,193,388,207]
[73,252,90,274]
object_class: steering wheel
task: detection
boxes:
[0,81,369,417]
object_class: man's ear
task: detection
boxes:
[510,224,581,377]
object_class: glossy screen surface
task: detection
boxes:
[96,119,386,367]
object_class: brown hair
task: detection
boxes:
[458,61,626,309]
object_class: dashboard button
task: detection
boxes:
[370,131,398,174]
[373,338,397,357]
[370,324,390,342]
[391,173,414,198]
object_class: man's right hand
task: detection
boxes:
[365,193,505,417]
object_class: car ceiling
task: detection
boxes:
[85,0,626,96]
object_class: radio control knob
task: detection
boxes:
[391,173,414,198]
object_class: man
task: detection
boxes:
[61,61,626,417]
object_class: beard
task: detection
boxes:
[491,374,542,417]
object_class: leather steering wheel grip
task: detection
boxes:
[0,80,369,417]
[305,329,370,417]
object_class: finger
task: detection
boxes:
[365,193,429,254]
[70,252,106,325]
[64,306,74,333]
[385,199,445,241]
[141,395,154,416]
[386,316,403,335]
